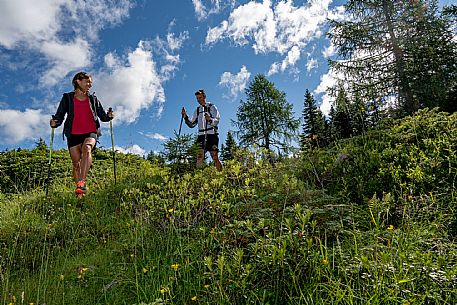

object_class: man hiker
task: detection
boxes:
[181,89,222,171]
[50,72,114,197]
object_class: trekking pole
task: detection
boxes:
[176,111,184,164]
[45,127,55,196]
[203,106,208,154]
[109,108,117,185]
[178,112,184,137]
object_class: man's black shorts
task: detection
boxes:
[197,134,219,152]
[67,132,98,149]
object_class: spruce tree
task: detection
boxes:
[300,90,326,150]
[162,132,198,167]
[332,88,353,139]
[220,131,238,161]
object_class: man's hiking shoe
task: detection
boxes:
[75,180,87,197]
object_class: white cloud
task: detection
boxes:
[115,144,146,156]
[95,41,165,124]
[193,0,208,21]
[95,31,186,124]
[327,5,346,22]
[267,62,280,76]
[219,65,251,99]
[192,0,234,21]
[0,0,133,85]
[314,68,341,116]
[153,30,189,81]
[0,0,63,48]
[268,45,301,76]
[167,31,190,51]
[206,0,333,73]
[146,133,168,141]
[306,57,318,72]
[41,38,92,86]
[322,43,336,58]
[206,0,274,49]
[0,109,49,144]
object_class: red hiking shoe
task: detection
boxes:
[75,180,87,197]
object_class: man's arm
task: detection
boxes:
[184,108,198,128]
[207,104,220,127]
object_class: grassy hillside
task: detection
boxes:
[1,108,456,304]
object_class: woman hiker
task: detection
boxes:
[50,72,114,197]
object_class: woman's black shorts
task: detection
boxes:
[67,132,98,149]
[197,134,219,152]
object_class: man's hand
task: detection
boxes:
[181,107,187,118]
[204,113,212,122]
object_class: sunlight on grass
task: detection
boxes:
[1,109,457,304]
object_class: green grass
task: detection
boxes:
[1,109,457,304]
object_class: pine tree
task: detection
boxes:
[233,74,299,155]
[33,138,47,151]
[146,151,165,164]
[332,88,353,139]
[220,131,238,161]
[162,132,198,166]
[350,92,369,135]
[300,90,326,150]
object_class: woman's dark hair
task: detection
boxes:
[72,72,91,90]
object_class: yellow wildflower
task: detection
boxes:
[191,296,197,301]
[322,258,329,265]
[387,225,394,230]
[204,284,210,289]
[160,287,169,294]
[171,263,180,270]
[143,267,149,274]
[59,274,64,281]
[168,208,174,213]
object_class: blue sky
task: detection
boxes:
[0,0,453,156]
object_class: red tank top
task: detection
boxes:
[71,96,97,134]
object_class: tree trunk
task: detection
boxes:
[382,0,417,114]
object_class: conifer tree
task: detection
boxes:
[220,131,238,161]
[34,138,47,151]
[331,88,353,139]
[162,132,198,166]
[350,93,369,135]
[233,74,299,155]
[329,0,457,115]
[300,90,326,150]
